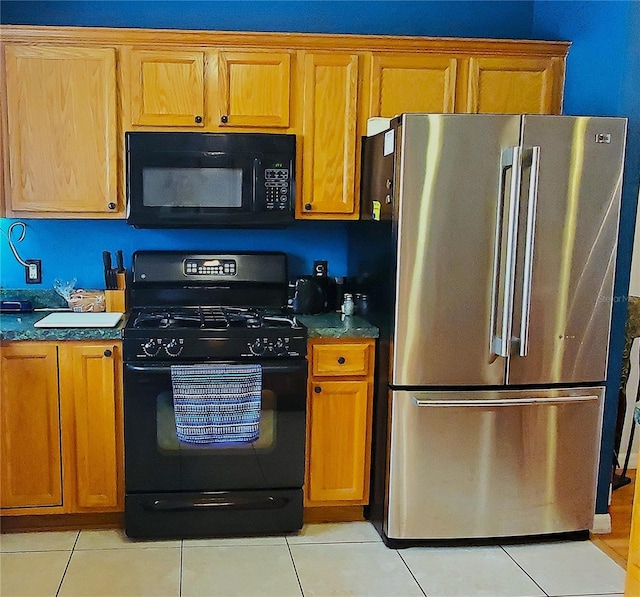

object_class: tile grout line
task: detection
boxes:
[499,545,550,597]
[55,529,80,597]
[396,550,428,597]
[285,536,305,596]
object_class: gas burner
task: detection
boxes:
[130,306,300,331]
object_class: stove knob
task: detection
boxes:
[142,339,161,357]
[164,339,184,357]
[274,338,287,356]
[249,339,265,356]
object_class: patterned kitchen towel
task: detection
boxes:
[171,363,262,444]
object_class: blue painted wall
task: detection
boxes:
[532,0,640,516]
[0,1,534,37]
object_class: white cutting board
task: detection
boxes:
[34,312,124,328]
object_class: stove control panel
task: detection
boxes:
[130,335,305,360]
[247,337,293,357]
[139,338,185,358]
[184,258,237,276]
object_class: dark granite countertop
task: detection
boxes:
[1,290,377,342]
[0,312,126,342]
[297,313,379,339]
[0,289,125,341]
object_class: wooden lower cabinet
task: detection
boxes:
[305,338,375,514]
[0,341,123,516]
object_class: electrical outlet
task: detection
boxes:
[25,259,42,284]
[313,260,328,277]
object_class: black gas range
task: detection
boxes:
[122,251,308,539]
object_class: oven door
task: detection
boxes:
[123,359,307,493]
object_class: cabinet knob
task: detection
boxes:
[103,349,112,357]
[304,203,312,211]
[194,115,203,124]
[221,115,228,124]
[337,356,346,365]
[107,203,116,210]
[314,386,322,394]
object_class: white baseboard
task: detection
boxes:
[591,513,612,534]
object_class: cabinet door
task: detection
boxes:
[4,45,118,215]
[217,51,291,128]
[306,380,371,504]
[369,54,457,118]
[465,56,562,114]
[130,49,205,127]
[59,343,123,511]
[0,343,62,510]
[300,52,359,219]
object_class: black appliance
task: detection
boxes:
[126,132,296,228]
[288,276,333,314]
[123,251,308,539]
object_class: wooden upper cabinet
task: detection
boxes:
[217,51,291,128]
[129,49,205,127]
[465,56,563,114]
[369,54,457,118]
[0,343,62,510]
[4,45,118,216]
[300,52,360,219]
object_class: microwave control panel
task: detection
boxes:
[264,167,290,210]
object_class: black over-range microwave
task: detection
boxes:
[126,132,296,228]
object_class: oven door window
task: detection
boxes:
[124,360,307,493]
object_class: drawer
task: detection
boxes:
[311,342,371,377]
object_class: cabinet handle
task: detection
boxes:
[337,356,346,365]
[221,115,228,124]
[107,203,116,210]
[194,115,203,124]
[304,203,312,211]
[103,349,112,357]
[314,386,322,394]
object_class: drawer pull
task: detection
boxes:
[337,356,346,365]
[314,386,322,394]
[103,349,112,357]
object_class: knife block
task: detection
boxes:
[105,290,126,313]
[105,273,127,312]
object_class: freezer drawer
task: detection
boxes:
[385,387,604,540]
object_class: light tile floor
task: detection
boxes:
[0,522,626,597]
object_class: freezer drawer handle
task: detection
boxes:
[412,394,599,407]
[490,146,522,358]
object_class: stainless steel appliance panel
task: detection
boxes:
[391,114,520,386]
[508,116,626,385]
[385,387,604,540]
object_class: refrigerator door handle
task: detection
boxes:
[412,394,599,407]
[491,146,522,358]
[518,146,541,357]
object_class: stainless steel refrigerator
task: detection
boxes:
[358,113,627,545]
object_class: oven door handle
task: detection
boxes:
[125,361,307,375]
